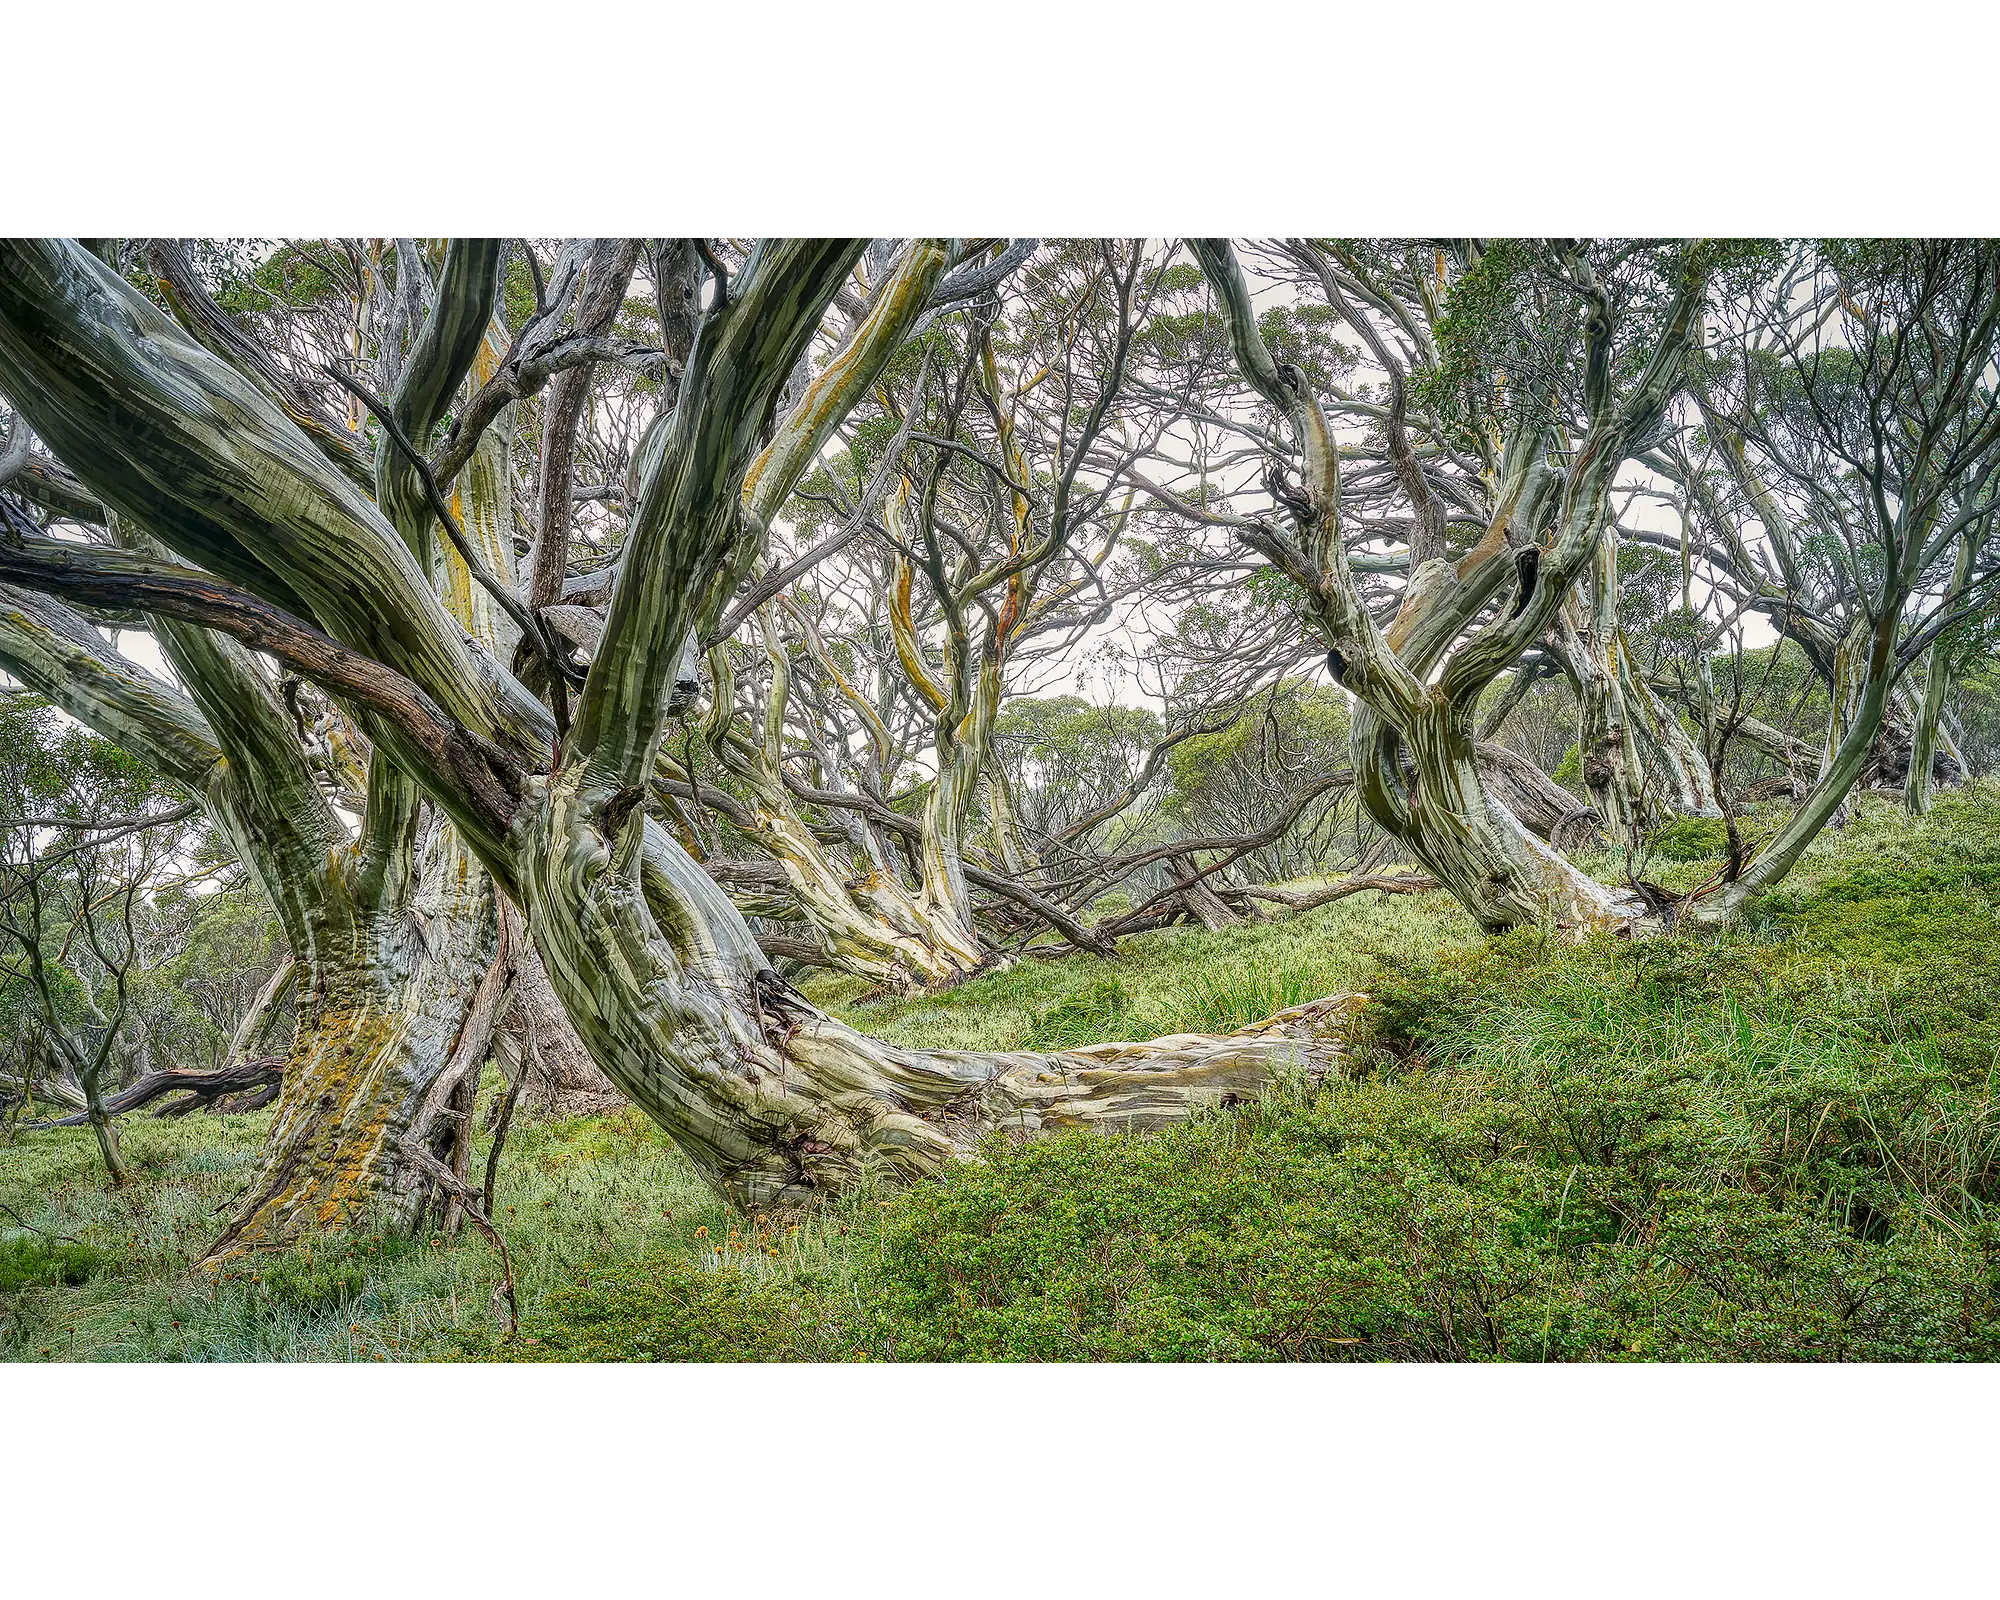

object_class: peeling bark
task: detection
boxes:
[204,823,497,1256]
[518,766,1350,1205]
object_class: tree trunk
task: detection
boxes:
[1555,532,1718,841]
[983,766,1034,878]
[751,782,985,988]
[224,957,296,1067]
[1175,856,1245,930]
[495,940,623,1118]
[1474,742,1603,851]
[1355,711,1647,935]
[1907,523,1979,815]
[79,1054,128,1186]
[1905,648,1956,815]
[518,768,1345,1208]
[202,822,497,1259]
[703,627,989,992]
[1689,611,1903,923]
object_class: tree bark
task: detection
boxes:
[224,958,296,1068]
[519,766,1349,1206]
[1553,528,1718,842]
[204,823,498,1256]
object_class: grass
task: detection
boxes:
[0,1100,824,1362]
[7,789,2000,1360]
[808,872,1473,1051]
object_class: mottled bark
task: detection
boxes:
[1193,239,1704,933]
[518,766,1348,1206]
[1553,526,1718,841]
[205,822,498,1254]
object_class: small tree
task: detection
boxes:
[0,698,203,1179]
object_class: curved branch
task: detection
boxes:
[571,239,869,788]
[0,530,523,843]
[141,238,373,493]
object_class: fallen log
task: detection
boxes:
[1,1070,87,1112]
[1474,743,1604,850]
[34,1057,284,1127]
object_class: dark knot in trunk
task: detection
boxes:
[597,785,647,842]
[1509,546,1541,617]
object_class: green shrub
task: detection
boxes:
[0,1236,108,1291]
[845,1076,2000,1360]
[1360,929,1547,1060]
[1647,815,1732,861]
[16,788,2000,1364]
[806,795,1983,1362]
[508,1257,845,1361]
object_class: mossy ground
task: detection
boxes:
[6,789,1999,1360]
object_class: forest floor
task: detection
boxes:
[5,787,1999,1361]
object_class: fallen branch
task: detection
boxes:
[33,1056,283,1127]
[1230,872,1441,914]
[0,1200,84,1243]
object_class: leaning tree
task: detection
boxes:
[0,238,1336,1227]
[1173,239,2000,931]
[0,241,609,1248]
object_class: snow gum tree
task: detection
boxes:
[0,238,1339,1215]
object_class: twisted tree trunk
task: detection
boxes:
[496,940,621,1118]
[704,633,985,990]
[519,768,1344,1206]
[204,824,497,1256]
[1357,712,1643,933]
[1190,240,1708,936]
[1560,528,1719,842]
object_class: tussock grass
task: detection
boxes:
[0,1102,805,1362]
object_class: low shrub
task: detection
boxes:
[508,1257,846,1362]
[1647,815,1732,861]
[0,1236,109,1292]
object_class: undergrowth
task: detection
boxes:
[8,788,2000,1361]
